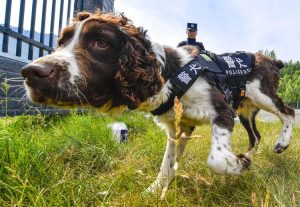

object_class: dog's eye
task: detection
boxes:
[91,40,108,48]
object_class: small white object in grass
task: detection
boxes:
[108,122,128,143]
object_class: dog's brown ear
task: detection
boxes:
[115,29,163,109]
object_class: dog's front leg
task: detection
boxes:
[146,124,192,198]
[146,138,178,197]
[207,123,252,175]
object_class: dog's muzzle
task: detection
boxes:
[21,63,54,88]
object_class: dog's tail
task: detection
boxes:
[273,59,285,70]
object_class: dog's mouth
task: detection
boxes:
[24,82,113,109]
[24,81,89,107]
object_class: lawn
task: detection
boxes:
[0,111,299,206]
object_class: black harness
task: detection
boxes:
[151,52,254,116]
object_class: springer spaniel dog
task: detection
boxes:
[21,12,295,196]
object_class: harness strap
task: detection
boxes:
[150,87,183,115]
[151,56,205,115]
[151,52,254,115]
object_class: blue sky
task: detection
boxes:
[1,0,299,61]
[115,0,300,61]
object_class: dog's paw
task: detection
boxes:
[246,144,259,157]
[145,179,169,199]
[236,153,252,170]
[225,153,251,174]
[207,151,251,175]
[273,143,289,153]
[145,180,160,194]
[145,177,166,193]
[248,140,260,153]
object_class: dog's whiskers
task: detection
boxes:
[9,85,26,96]
[73,83,89,105]
[19,93,34,109]
[5,77,24,81]
[6,79,24,83]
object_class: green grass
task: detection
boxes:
[0,111,299,206]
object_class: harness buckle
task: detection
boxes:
[240,89,246,97]
[239,83,246,97]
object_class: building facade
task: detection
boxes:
[74,0,114,14]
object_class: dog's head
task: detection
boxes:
[21,12,163,111]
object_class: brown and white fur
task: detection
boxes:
[21,12,295,196]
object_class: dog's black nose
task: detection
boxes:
[21,64,55,88]
[21,64,53,79]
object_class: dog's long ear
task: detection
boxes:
[115,28,164,109]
